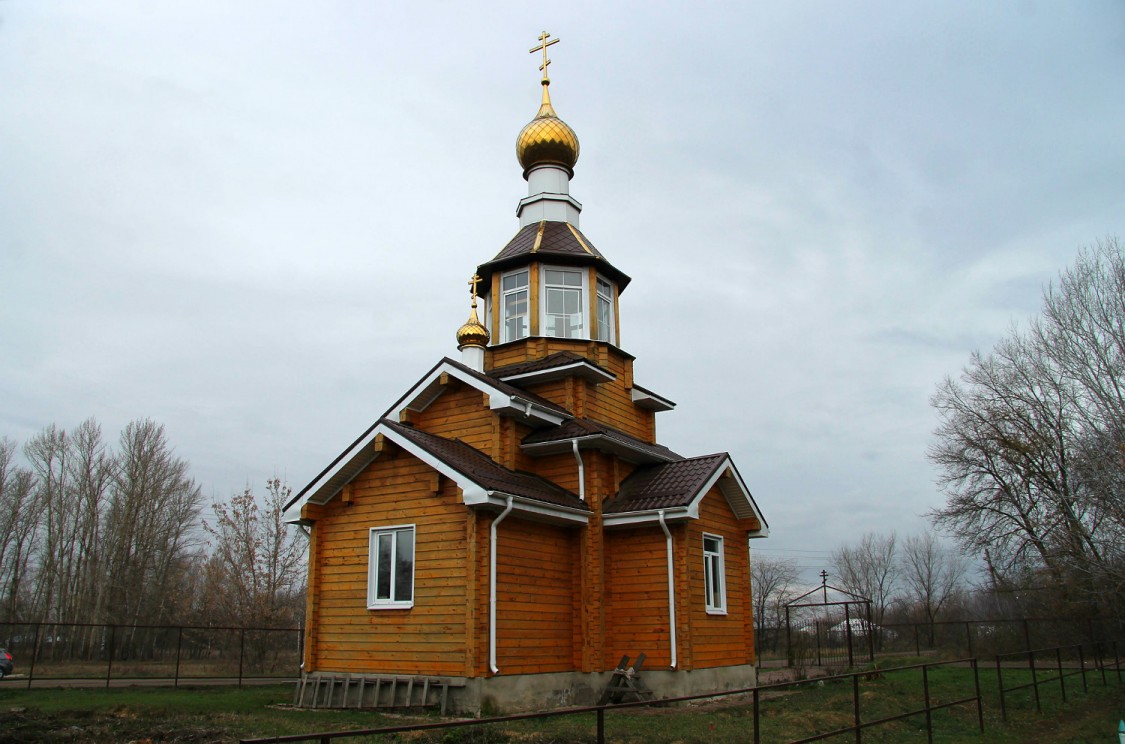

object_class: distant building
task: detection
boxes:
[286,34,769,713]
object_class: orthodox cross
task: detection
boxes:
[529,30,559,83]
[468,274,483,305]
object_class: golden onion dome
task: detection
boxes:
[456,301,490,349]
[516,82,579,176]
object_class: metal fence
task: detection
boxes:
[240,657,986,744]
[0,621,302,687]
[758,616,1115,667]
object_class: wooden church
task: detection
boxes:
[286,33,769,713]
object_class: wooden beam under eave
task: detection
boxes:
[301,503,326,522]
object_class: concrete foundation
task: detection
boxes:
[299,664,759,715]
[456,663,759,714]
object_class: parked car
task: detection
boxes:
[0,648,12,677]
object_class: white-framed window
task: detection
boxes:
[543,267,585,339]
[596,276,615,343]
[703,533,726,614]
[500,269,529,343]
[368,525,415,609]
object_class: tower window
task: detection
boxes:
[543,268,584,339]
[596,276,614,343]
[500,269,529,343]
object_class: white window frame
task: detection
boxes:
[540,265,588,340]
[703,533,727,615]
[595,275,615,344]
[499,269,530,343]
[368,524,416,610]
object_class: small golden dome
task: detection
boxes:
[456,301,490,349]
[516,82,579,176]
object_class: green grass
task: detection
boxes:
[0,660,1122,743]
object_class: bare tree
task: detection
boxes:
[23,424,72,620]
[831,532,898,626]
[900,533,967,628]
[0,439,39,621]
[929,238,1125,617]
[203,478,307,628]
[751,553,800,655]
[104,419,202,627]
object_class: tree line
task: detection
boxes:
[755,237,1125,636]
[0,418,305,629]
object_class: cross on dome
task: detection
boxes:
[529,31,559,83]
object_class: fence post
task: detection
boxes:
[816,620,822,667]
[596,707,605,744]
[1056,647,1066,702]
[1115,640,1122,683]
[914,624,920,656]
[1078,644,1087,693]
[1028,650,1040,712]
[106,625,116,689]
[753,687,761,744]
[174,626,183,687]
[1022,619,1031,653]
[852,672,861,744]
[844,603,854,668]
[965,622,974,658]
[922,664,933,744]
[972,657,984,733]
[996,656,1007,722]
[239,628,246,688]
[786,606,793,667]
[26,623,40,690]
[1096,641,1107,686]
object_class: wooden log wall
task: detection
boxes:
[683,487,756,669]
[604,526,674,669]
[494,516,578,674]
[308,443,471,676]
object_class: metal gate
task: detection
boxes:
[785,571,874,669]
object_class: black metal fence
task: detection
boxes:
[0,621,302,687]
[995,639,1124,721]
[758,616,1115,667]
[240,657,986,744]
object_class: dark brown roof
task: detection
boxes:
[476,221,631,291]
[382,419,588,512]
[522,418,681,462]
[603,454,727,514]
[488,351,614,381]
[431,357,572,417]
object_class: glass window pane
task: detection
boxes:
[394,530,414,602]
[376,534,392,600]
[502,271,528,291]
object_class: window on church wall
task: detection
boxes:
[543,267,584,339]
[703,533,727,614]
[500,270,529,343]
[368,525,415,609]
[596,276,615,343]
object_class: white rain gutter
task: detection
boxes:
[489,496,515,674]
[571,440,585,501]
[658,509,678,669]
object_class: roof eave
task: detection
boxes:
[602,507,694,528]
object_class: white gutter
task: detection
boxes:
[658,510,677,669]
[489,496,515,674]
[571,440,585,501]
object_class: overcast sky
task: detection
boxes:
[2,1,1122,582]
